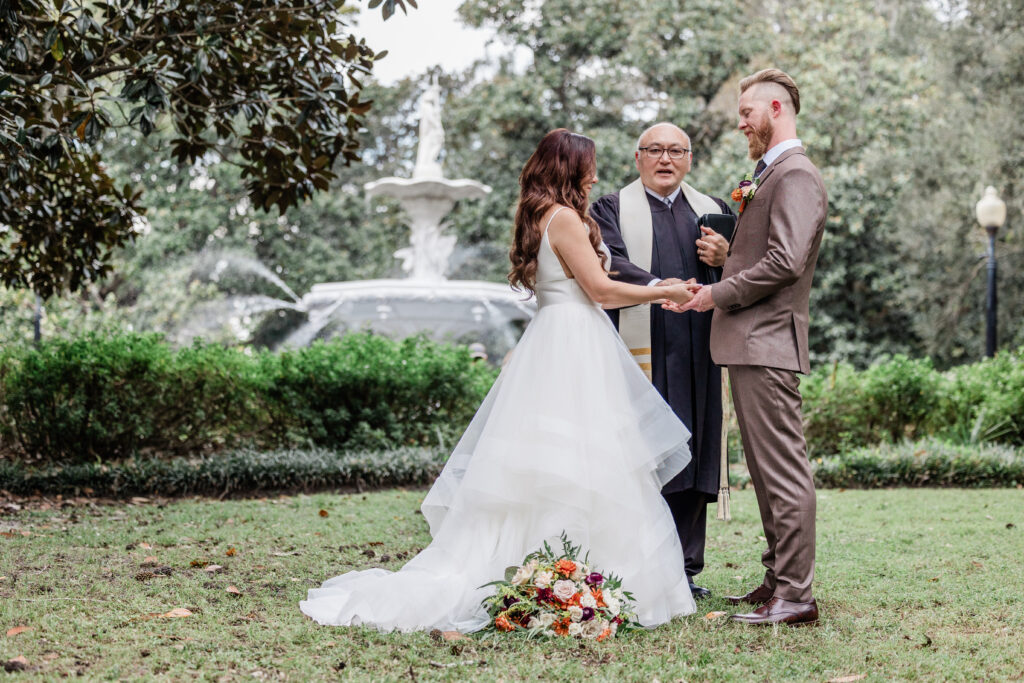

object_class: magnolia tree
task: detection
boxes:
[0,0,416,298]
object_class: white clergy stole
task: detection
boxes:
[617,178,720,381]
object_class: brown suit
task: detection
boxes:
[710,146,827,603]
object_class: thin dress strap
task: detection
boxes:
[542,206,571,235]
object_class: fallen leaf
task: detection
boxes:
[159,608,193,619]
[828,675,867,683]
[971,561,983,569]
[441,630,468,642]
[271,551,300,557]
[6,626,33,637]
[143,556,158,564]
[226,586,242,596]
[139,542,153,550]
[724,562,739,568]
[204,564,225,574]
[190,559,208,568]
[704,611,727,620]
[3,655,29,672]
[318,509,329,518]
[1007,523,1016,529]
[928,577,939,582]
[225,547,237,557]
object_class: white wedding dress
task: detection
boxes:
[300,208,696,632]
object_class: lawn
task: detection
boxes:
[1,487,1022,681]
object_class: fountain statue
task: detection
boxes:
[279,76,535,357]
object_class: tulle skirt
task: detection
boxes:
[300,300,696,632]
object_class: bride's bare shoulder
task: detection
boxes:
[545,207,586,242]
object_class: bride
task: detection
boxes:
[300,129,700,632]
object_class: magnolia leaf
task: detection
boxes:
[5,626,33,637]
[159,608,193,618]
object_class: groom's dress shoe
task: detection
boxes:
[725,584,774,606]
[689,584,711,601]
[730,597,818,626]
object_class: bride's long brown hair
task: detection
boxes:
[509,129,606,293]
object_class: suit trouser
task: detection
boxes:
[728,364,816,602]
[663,490,710,581]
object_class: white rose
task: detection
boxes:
[582,618,607,639]
[568,605,584,622]
[610,621,618,636]
[612,588,624,601]
[534,570,554,589]
[510,565,533,586]
[537,613,556,627]
[568,622,584,637]
[526,616,541,629]
[579,591,597,609]
[552,579,576,602]
[569,565,585,582]
[604,595,621,617]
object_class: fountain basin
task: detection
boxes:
[286,278,535,359]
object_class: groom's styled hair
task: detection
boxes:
[739,69,801,115]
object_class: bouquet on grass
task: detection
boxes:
[479,533,640,640]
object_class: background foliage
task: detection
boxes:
[0,332,497,463]
[2,0,1021,367]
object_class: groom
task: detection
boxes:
[590,123,733,600]
[674,68,827,625]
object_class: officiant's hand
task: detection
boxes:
[696,227,728,267]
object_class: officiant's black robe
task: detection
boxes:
[590,190,733,500]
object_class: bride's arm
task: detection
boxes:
[547,210,696,309]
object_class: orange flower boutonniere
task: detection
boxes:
[730,173,759,214]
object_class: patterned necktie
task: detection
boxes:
[754,159,767,178]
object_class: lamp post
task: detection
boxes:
[975,186,1007,358]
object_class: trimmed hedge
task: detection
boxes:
[0,332,497,463]
[802,350,1024,457]
[812,439,1024,488]
[0,447,446,498]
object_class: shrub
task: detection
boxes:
[0,332,497,463]
[0,333,268,462]
[802,349,1024,456]
[812,438,1024,488]
[0,447,446,498]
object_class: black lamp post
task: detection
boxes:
[975,186,1006,358]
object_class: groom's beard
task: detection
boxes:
[747,118,774,160]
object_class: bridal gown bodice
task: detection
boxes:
[300,208,696,633]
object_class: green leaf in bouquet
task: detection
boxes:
[503,565,519,583]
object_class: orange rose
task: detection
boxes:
[592,588,607,608]
[495,613,514,632]
[596,627,612,642]
[552,617,570,636]
[731,187,744,202]
[554,559,576,577]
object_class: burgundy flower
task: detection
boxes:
[581,607,595,621]
[612,616,623,625]
[738,180,753,188]
[535,587,554,603]
[585,572,604,586]
[503,595,519,608]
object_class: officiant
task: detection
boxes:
[590,123,732,600]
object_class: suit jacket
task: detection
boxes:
[710,146,827,374]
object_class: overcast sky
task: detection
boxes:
[355,0,494,85]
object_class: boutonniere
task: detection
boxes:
[730,173,759,214]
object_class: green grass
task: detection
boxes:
[1,488,1022,681]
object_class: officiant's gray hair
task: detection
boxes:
[739,68,801,115]
[635,123,690,152]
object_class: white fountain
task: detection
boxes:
[284,78,535,356]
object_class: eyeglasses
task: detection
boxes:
[638,146,691,160]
